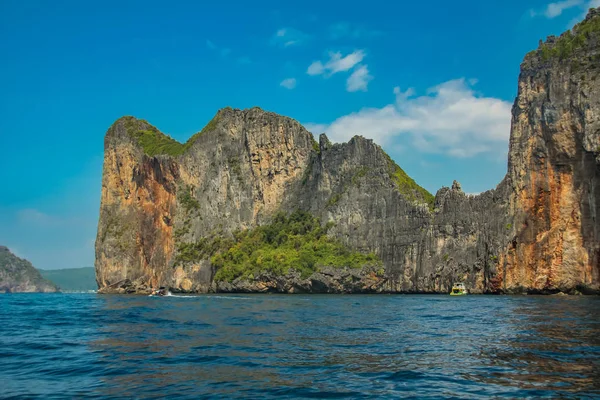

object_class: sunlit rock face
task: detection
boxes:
[95,9,600,294]
[498,8,600,293]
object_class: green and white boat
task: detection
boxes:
[450,282,468,296]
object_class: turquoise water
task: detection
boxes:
[1,294,599,399]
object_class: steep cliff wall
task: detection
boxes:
[95,9,600,294]
[95,108,315,293]
[498,9,600,293]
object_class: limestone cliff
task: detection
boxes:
[499,9,600,293]
[95,9,600,294]
[0,246,59,293]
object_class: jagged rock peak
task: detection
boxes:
[319,133,331,150]
[215,106,307,129]
[451,180,462,192]
[106,107,315,158]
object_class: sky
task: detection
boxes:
[0,0,597,270]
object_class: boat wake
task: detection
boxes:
[149,290,255,299]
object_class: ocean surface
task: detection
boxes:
[1,294,599,399]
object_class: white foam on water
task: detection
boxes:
[162,294,252,300]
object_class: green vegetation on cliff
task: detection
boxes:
[531,9,600,62]
[176,210,381,282]
[384,154,435,209]
[121,114,221,157]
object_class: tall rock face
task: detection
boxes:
[95,9,600,294]
[499,9,600,292]
[95,108,314,293]
[0,246,59,293]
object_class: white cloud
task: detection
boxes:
[304,79,512,158]
[307,61,325,75]
[280,78,297,89]
[529,0,598,18]
[546,0,583,17]
[329,22,383,39]
[544,0,582,18]
[346,65,372,92]
[306,50,365,76]
[271,27,310,47]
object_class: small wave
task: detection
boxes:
[2,293,599,399]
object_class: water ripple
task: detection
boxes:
[0,294,599,398]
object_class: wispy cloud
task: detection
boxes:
[280,78,297,89]
[271,27,311,47]
[547,0,583,17]
[206,39,228,55]
[17,208,82,227]
[307,50,365,76]
[304,79,512,158]
[206,39,248,61]
[18,209,62,225]
[346,65,372,92]
[307,50,372,92]
[206,39,217,50]
[329,22,383,40]
[529,0,598,19]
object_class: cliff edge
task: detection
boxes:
[95,9,600,294]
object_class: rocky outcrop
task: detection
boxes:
[216,266,386,294]
[95,108,314,293]
[0,246,59,293]
[95,9,600,294]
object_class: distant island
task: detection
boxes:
[39,267,96,292]
[0,246,58,293]
[95,9,600,295]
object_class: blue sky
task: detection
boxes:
[0,0,597,269]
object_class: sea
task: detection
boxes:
[0,293,599,399]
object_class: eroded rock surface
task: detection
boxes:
[95,9,600,294]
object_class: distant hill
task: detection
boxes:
[0,246,59,293]
[39,267,97,292]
